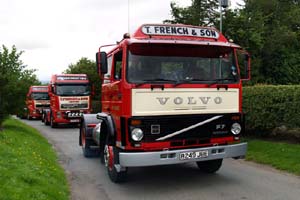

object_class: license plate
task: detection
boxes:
[70,119,80,123]
[179,150,208,160]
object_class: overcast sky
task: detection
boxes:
[0,0,244,82]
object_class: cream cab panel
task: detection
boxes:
[132,88,239,116]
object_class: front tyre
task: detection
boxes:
[196,159,223,173]
[44,114,50,126]
[41,113,45,123]
[50,113,58,128]
[104,145,127,183]
[27,114,32,120]
[80,125,99,158]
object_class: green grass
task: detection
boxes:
[246,139,300,176]
[0,118,69,200]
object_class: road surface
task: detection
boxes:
[21,119,300,200]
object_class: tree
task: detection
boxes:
[165,0,300,85]
[64,57,101,112]
[164,0,219,26]
[239,0,300,84]
[0,45,40,129]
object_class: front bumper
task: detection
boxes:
[29,111,42,119]
[54,117,81,124]
[119,142,247,167]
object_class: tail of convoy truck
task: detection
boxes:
[43,74,92,128]
[79,24,251,183]
[25,86,50,120]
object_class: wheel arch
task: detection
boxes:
[95,113,117,146]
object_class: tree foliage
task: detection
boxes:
[64,57,101,112]
[64,57,101,100]
[164,0,219,26]
[0,45,40,128]
[165,0,300,85]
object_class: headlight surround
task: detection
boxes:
[131,128,144,141]
[231,123,241,135]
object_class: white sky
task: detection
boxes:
[0,0,244,82]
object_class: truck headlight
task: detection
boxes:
[231,123,241,135]
[131,128,144,141]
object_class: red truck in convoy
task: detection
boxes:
[80,24,251,182]
[25,86,50,120]
[43,74,92,128]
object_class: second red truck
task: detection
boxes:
[43,74,92,128]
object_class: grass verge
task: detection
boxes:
[245,138,300,176]
[0,118,69,200]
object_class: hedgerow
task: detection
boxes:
[243,85,300,140]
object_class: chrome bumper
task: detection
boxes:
[119,143,247,167]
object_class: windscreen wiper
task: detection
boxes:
[174,79,211,87]
[135,78,177,87]
[208,78,236,87]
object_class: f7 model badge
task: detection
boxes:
[216,124,226,130]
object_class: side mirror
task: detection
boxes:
[51,85,56,94]
[236,50,251,81]
[96,52,108,74]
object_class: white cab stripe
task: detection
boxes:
[156,115,223,141]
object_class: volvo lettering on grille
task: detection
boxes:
[156,97,223,105]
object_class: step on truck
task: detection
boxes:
[80,24,251,183]
[25,86,50,120]
[43,74,92,128]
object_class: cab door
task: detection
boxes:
[109,49,123,119]
[101,55,113,113]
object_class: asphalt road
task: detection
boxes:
[21,119,300,200]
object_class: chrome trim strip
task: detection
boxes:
[119,143,247,167]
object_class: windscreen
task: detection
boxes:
[31,92,49,100]
[127,44,239,84]
[56,84,90,96]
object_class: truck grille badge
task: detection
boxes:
[151,125,160,134]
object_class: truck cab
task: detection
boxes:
[43,74,92,128]
[26,86,50,120]
[80,24,251,182]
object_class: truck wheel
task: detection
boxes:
[44,114,50,126]
[27,114,32,120]
[81,125,99,158]
[41,114,45,123]
[196,159,223,173]
[104,145,127,183]
[99,143,105,164]
[50,114,58,128]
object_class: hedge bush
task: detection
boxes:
[243,85,300,138]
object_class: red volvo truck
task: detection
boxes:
[43,74,92,128]
[25,86,50,120]
[80,24,251,182]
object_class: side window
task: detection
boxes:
[104,56,113,83]
[113,50,123,80]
